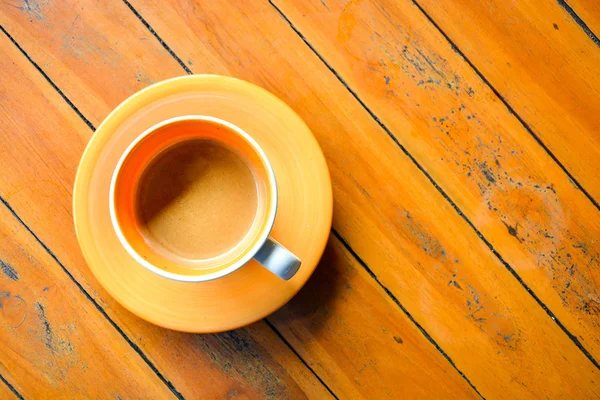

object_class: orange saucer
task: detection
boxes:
[73,75,332,332]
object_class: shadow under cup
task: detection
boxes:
[110,117,275,280]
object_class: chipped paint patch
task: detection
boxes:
[34,302,76,356]
[0,291,11,308]
[338,0,463,98]
[35,302,53,351]
[135,71,154,85]
[20,0,48,22]
[0,260,19,281]
[401,211,447,260]
[59,17,122,68]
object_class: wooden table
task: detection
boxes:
[1,0,600,398]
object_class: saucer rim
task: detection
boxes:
[73,74,333,333]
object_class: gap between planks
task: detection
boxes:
[265,0,600,372]
[5,0,600,394]
[0,372,24,400]
[116,1,481,396]
[0,22,331,400]
[331,231,485,399]
[0,194,185,400]
[406,0,600,213]
[264,319,340,400]
[557,0,600,47]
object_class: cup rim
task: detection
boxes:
[109,115,278,282]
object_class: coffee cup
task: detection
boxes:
[109,115,301,282]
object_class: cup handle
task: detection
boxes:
[253,237,301,280]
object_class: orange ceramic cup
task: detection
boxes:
[109,115,301,282]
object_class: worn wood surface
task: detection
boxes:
[0,0,599,398]
[272,236,478,399]
[272,0,600,362]
[0,32,330,400]
[411,0,600,205]
[0,202,176,398]
[0,2,478,397]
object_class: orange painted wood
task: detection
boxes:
[414,0,600,204]
[272,0,600,361]
[118,1,600,397]
[0,199,175,397]
[0,8,477,399]
[0,381,18,399]
[0,8,476,398]
[272,236,479,399]
[1,0,599,398]
[0,32,329,400]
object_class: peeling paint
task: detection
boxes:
[0,260,19,281]
[20,0,48,22]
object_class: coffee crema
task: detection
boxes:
[135,139,258,260]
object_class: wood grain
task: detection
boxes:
[0,380,19,400]
[0,31,329,400]
[271,0,600,361]
[120,1,600,397]
[413,0,600,203]
[272,235,479,399]
[0,198,175,397]
[0,6,476,399]
[1,0,599,397]
[565,0,600,37]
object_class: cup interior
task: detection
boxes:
[110,116,276,280]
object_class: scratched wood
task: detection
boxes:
[414,0,600,204]
[1,0,600,398]
[2,0,600,398]
[0,12,479,400]
[419,0,600,203]
[0,32,330,400]
[0,204,175,398]
[272,0,600,359]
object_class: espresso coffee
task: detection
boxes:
[135,139,258,260]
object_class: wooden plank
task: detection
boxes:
[414,0,600,203]
[270,0,600,360]
[0,10,475,398]
[118,2,600,397]
[0,380,19,400]
[0,200,175,397]
[409,0,600,203]
[0,32,330,400]
[272,235,478,399]
[0,8,479,400]
[1,0,600,398]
